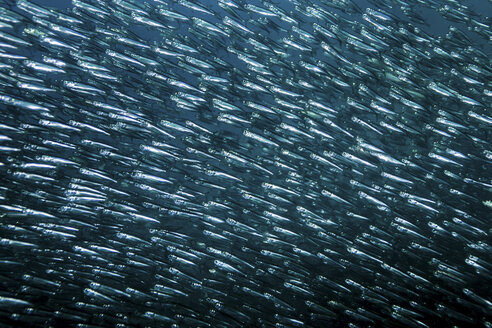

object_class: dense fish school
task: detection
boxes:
[0,0,490,326]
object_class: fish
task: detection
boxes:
[0,0,490,327]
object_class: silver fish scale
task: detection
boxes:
[0,0,490,327]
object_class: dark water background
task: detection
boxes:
[0,0,490,327]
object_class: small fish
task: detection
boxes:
[0,0,489,327]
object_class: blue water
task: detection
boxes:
[1,0,490,327]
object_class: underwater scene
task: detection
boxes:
[0,0,491,327]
